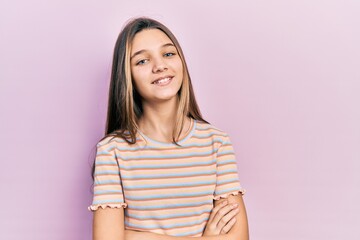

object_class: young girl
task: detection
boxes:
[88,17,249,240]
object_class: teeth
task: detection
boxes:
[153,77,171,84]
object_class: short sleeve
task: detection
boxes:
[88,139,127,211]
[213,134,246,200]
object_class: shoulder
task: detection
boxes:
[96,135,129,149]
[196,121,231,147]
[197,121,229,137]
[96,132,145,150]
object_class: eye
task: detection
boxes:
[136,59,148,65]
[164,52,175,57]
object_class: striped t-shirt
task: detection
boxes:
[88,119,245,237]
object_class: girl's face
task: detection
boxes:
[130,29,183,104]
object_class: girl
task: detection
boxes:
[88,17,249,240]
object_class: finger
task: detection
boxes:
[220,217,237,234]
[221,217,237,234]
[208,200,228,223]
[212,203,238,226]
[216,206,239,230]
[220,206,240,226]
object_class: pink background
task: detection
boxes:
[1,0,359,239]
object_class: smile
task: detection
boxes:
[152,76,173,86]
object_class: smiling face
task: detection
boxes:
[130,28,184,104]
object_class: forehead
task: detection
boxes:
[131,29,173,53]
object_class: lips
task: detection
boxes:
[151,76,174,84]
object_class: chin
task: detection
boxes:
[154,93,179,102]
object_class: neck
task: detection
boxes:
[138,97,190,142]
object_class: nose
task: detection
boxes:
[152,56,168,73]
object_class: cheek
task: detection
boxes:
[131,74,146,93]
[177,63,184,82]
[171,58,183,75]
[131,67,149,84]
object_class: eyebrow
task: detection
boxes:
[130,43,175,60]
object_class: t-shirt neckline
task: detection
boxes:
[138,118,197,147]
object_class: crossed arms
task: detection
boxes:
[92,194,249,240]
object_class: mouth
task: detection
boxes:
[151,76,174,85]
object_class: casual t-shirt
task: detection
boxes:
[88,119,246,237]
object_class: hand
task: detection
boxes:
[203,200,239,236]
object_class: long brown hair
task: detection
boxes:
[91,17,209,179]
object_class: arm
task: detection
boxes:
[89,138,128,240]
[215,194,249,240]
[125,194,248,240]
[93,207,125,240]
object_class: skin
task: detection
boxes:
[206,195,249,239]
[130,28,191,142]
[92,29,249,240]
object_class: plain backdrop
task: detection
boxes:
[1,0,359,239]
